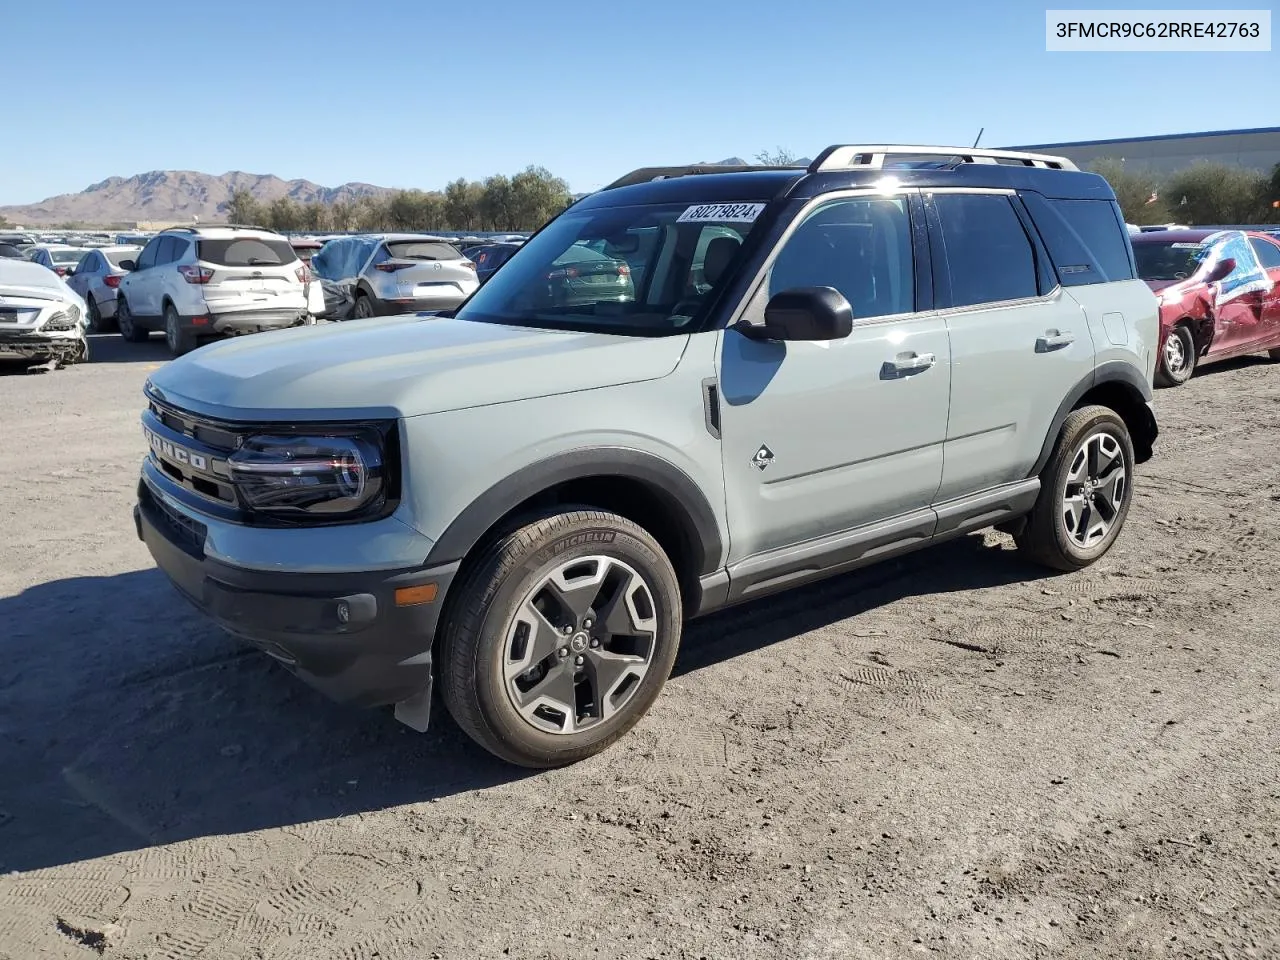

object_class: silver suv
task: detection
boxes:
[133,145,1159,768]
[116,225,311,356]
[310,233,479,319]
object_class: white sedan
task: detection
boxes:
[0,258,90,365]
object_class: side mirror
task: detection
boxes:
[119,259,136,271]
[747,287,854,341]
[1203,257,1235,284]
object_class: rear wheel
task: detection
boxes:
[1016,405,1135,572]
[440,509,682,768]
[352,293,376,319]
[116,298,148,342]
[1155,324,1196,387]
[87,296,111,333]
[1269,347,1280,361]
[164,303,196,356]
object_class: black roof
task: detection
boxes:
[574,162,1114,210]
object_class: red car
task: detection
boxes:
[1132,228,1280,386]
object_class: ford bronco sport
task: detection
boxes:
[134,145,1159,768]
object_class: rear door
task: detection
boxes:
[928,190,1096,500]
[128,238,164,316]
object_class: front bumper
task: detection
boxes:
[0,329,87,361]
[134,477,455,726]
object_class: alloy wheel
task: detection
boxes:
[503,555,657,735]
[1164,331,1187,375]
[1062,432,1127,548]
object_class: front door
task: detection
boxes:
[717,190,951,566]
[1205,232,1271,354]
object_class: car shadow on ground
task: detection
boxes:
[0,534,1046,873]
[0,335,165,376]
[86,333,170,364]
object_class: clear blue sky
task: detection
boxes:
[3,0,1275,203]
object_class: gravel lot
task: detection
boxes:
[1,334,1278,960]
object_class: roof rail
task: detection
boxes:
[602,163,804,191]
[808,145,1078,172]
[163,223,275,233]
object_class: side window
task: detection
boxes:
[136,238,161,270]
[933,193,1039,307]
[168,238,189,263]
[1250,236,1280,270]
[768,195,915,320]
[1023,194,1135,284]
[154,237,176,265]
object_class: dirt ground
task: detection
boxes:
[1,334,1277,960]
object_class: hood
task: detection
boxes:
[146,316,689,420]
[0,258,75,297]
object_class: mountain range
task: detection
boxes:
[0,156,815,226]
[0,171,391,226]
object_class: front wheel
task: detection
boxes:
[1016,405,1135,572]
[440,509,683,768]
[117,298,148,343]
[1155,325,1196,387]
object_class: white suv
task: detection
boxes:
[116,226,311,355]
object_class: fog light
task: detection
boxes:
[336,600,351,624]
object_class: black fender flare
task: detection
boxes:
[1028,361,1157,477]
[425,446,725,577]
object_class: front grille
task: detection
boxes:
[143,396,246,511]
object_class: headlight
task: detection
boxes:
[228,432,388,518]
[41,305,81,332]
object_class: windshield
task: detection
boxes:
[454,200,766,336]
[1133,241,1207,281]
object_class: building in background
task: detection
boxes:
[1008,127,1280,175]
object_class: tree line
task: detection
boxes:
[1083,159,1280,226]
[224,165,572,234]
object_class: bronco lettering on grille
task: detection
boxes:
[144,427,209,472]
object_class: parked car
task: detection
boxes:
[30,244,89,278]
[469,241,522,282]
[1132,229,1280,386]
[133,144,1158,768]
[64,245,141,331]
[309,234,479,319]
[0,243,27,259]
[116,226,311,356]
[0,233,36,256]
[0,257,89,365]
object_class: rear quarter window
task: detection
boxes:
[198,237,297,267]
[1022,194,1136,285]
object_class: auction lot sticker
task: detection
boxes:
[677,202,766,224]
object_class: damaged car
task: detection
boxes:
[0,258,90,366]
[1133,229,1280,386]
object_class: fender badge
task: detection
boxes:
[751,445,775,471]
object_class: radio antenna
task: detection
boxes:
[972,127,985,148]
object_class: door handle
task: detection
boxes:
[881,351,936,379]
[1036,330,1075,352]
